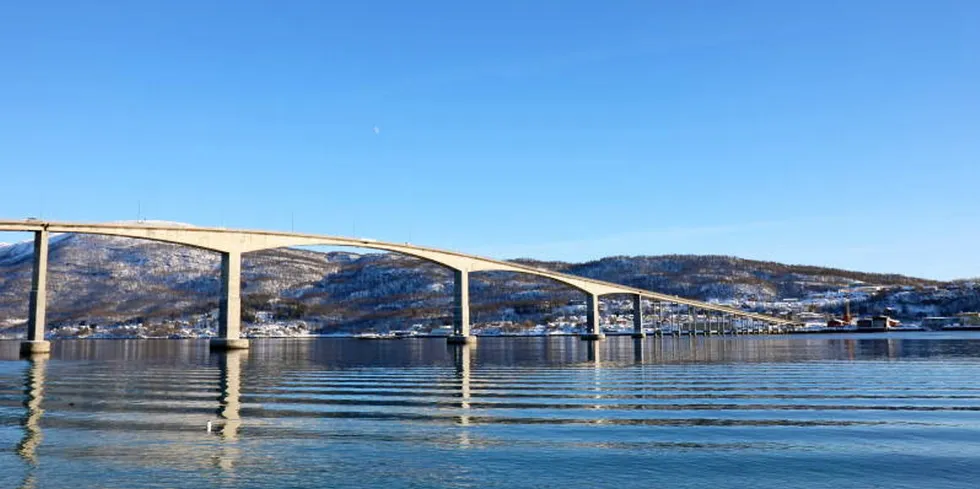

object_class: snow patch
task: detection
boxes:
[0,240,35,265]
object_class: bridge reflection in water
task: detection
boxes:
[217,351,244,440]
[2,334,961,487]
[452,345,473,448]
[12,348,248,484]
[213,351,243,472]
[17,355,46,489]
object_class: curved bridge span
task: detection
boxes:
[1,220,792,354]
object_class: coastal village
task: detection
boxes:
[32,280,980,340]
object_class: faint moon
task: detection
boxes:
[372,126,380,135]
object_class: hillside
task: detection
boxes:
[0,234,975,336]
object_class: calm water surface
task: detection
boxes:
[2,333,980,488]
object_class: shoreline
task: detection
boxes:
[3,328,979,342]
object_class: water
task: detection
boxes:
[2,333,980,488]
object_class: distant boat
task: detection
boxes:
[428,326,453,337]
[856,315,900,332]
[945,313,980,331]
[354,332,383,340]
[922,317,955,331]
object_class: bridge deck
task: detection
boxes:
[0,219,792,325]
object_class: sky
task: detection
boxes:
[0,1,977,280]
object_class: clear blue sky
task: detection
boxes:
[1,1,977,280]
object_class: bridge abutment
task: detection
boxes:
[21,230,51,356]
[212,250,248,350]
[580,293,605,340]
[448,270,476,344]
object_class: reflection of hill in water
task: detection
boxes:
[2,334,980,366]
[2,334,980,487]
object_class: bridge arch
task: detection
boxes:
[38,224,233,252]
[235,235,629,338]
[233,234,632,297]
[0,221,669,299]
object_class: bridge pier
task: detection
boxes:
[21,230,51,356]
[631,294,646,338]
[580,293,605,340]
[211,251,249,350]
[447,270,476,345]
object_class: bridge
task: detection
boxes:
[0,220,794,354]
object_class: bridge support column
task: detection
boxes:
[211,250,249,350]
[580,293,605,340]
[447,270,476,345]
[21,230,51,356]
[631,294,646,338]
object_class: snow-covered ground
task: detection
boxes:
[38,316,316,340]
[0,233,976,339]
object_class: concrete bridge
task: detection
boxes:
[0,220,794,354]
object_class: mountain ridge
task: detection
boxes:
[0,235,975,335]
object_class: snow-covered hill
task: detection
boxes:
[0,234,975,336]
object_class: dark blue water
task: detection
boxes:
[2,333,980,488]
